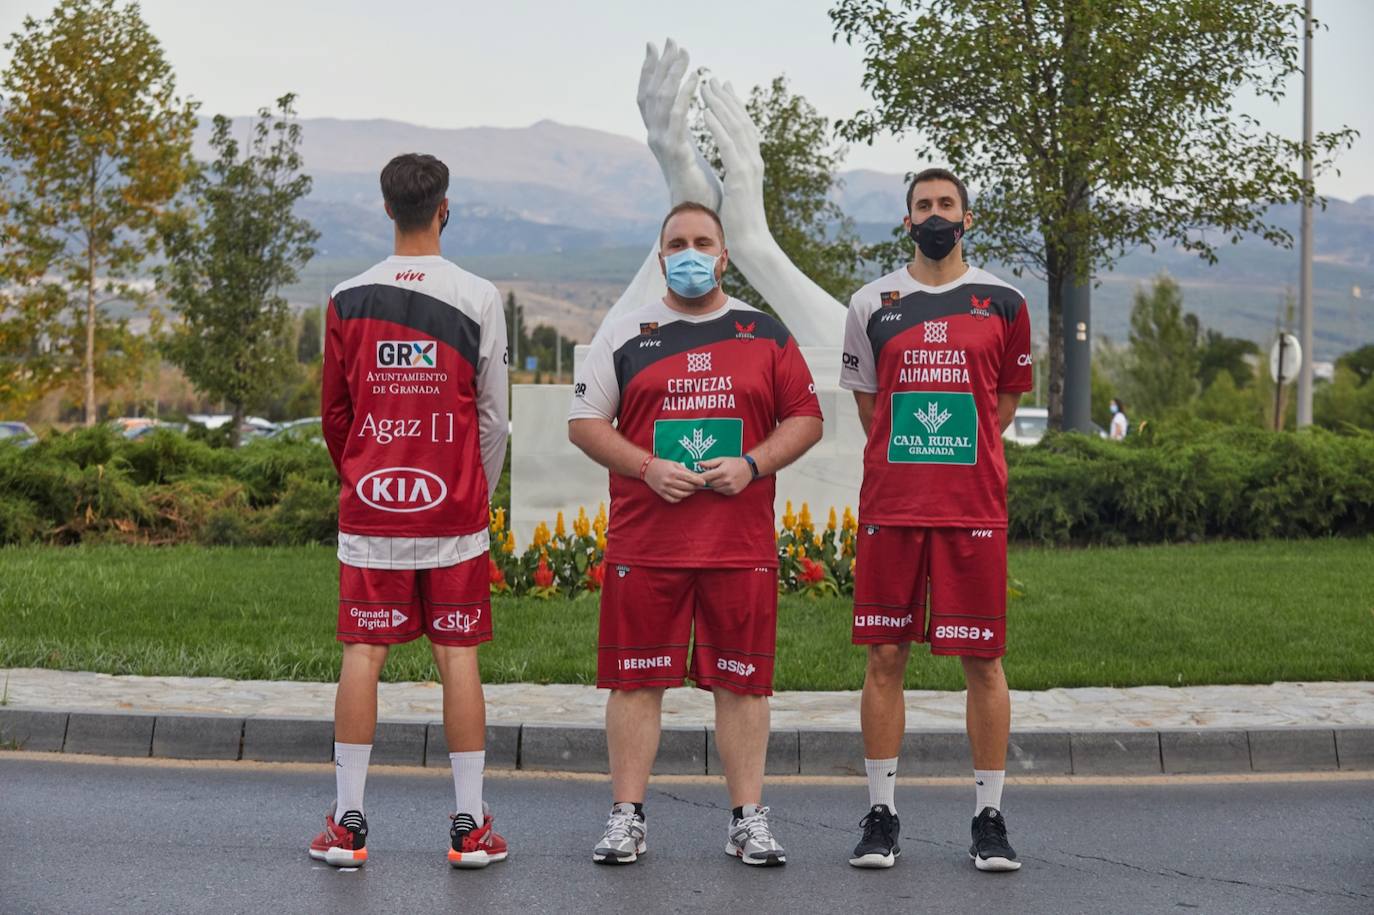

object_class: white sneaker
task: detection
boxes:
[593,803,647,864]
[726,804,786,866]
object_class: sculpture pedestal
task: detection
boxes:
[509,346,862,547]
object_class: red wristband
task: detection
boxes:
[638,455,655,480]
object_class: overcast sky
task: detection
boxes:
[2,0,1370,200]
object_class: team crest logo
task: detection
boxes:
[865,524,879,535]
[970,294,991,320]
[880,290,901,309]
[616,565,630,578]
[639,322,659,336]
[734,320,756,340]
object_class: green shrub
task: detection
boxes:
[265,473,338,545]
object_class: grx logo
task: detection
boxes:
[377,340,435,368]
[686,351,712,372]
[923,321,948,344]
[915,401,953,435]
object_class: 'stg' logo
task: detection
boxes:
[433,607,482,634]
[377,340,436,368]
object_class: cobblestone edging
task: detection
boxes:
[2,708,1370,775]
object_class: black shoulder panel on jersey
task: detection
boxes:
[333,283,481,370]
[613,308,789,393]
[867,283,1023,360]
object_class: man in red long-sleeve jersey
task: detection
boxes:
[309,153,509,870]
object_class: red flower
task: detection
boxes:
[799,557,826,584]
[533,554,554,589]
[488,558,506,588]
[586,561,604,591]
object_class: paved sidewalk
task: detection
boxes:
[3,668,1373,730]
[2,668,1371,775]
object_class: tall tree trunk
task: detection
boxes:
[231,401,245,449]
[84,233,96,427]
[1045,249,1065,430]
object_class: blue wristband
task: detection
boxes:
[744,454,759,479]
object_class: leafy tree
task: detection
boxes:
[695,76,863,310]
[1314,366,1374,430]
[297,306,323,364]
[1124,275,1199,416]
[158,96,319,447]
[1197,329,1261,390]
[1335,343,1374,387]
[831,0,1357,429]
[0,0,197,424]
[1195,371,1265,427]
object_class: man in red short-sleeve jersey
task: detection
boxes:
[840,169,1033,873]
[309,153,509,870]
[569,202,822,867]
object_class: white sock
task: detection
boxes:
[974,769,1005,813]
[864,757,899,813]
[333,742,372,817]
[450,750,485,822]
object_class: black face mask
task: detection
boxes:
[909,214,964,261]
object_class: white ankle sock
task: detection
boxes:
[333,742,372,816]
[864,757,898,813]
[974,769,1005,813]
[450,750,485,822]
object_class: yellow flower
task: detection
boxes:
[813,534,823,549]
[785,544,795,557]
[782,500,795,531]
[595,502,608,532]
[555,511,566,539]
[849,557,856,573]
[503,530,516,554]
[574,506,590,538]
[533,522,550,549]
[596,532,606,551]
[827,507,837,532]
[799,502,813,531]
[842,506,856,533]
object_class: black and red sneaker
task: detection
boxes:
[448,805,508,869]
[308,804,368,867]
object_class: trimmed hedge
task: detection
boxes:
[1,422,1371,548]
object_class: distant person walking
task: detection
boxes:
[1109,399,1128,440]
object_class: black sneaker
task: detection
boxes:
[849,804,901,868]
[969,806,1021,872]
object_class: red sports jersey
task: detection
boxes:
[570,297,821,568]
[840,266,1033,528]
[322,256,508,554]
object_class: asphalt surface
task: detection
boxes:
[1,756,1371,915]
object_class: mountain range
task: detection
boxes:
[201,117,1373,356]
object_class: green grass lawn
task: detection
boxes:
[1,539,1371,691]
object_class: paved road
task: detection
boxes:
[1,756,1370,915]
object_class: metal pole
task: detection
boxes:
[1274,334,1286,431]
[1297,0,1315,426]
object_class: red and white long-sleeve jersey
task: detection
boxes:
[322,255,508,569]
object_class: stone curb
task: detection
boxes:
[1,708,1369,775]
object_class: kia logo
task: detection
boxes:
[356,467,447,513]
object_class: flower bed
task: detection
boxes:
[488,500,857,599]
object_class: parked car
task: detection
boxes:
[187,414,278,442]
[269,417,324,445]
[0,421,37,448]
[109,417,186,440]
[1002,407,1106,446]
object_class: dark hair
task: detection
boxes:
[380,153,449,232]
[906,167,969,214]
[659,201,725,246]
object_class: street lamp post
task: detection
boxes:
[1297,0,1315,427]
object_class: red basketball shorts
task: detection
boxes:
[852,525,1006,658]
[337,552,492,647]
[597,564,778,696]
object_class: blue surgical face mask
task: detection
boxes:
[663,248,719,299]
[1109,403,1120,415]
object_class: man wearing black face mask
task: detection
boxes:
[840,168,1034,874]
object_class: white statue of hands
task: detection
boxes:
[700,78,846,347]
[594,41,846,354]
[637,39,721,209]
